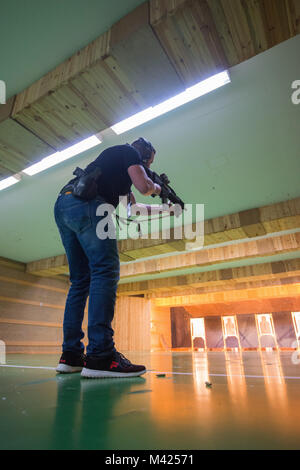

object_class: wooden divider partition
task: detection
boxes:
[0,259,152,354]
[112,296,151,352]
[169,306,298,350]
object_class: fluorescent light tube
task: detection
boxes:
[111,71,231,135]
[23,135,102,176]
[0,175,20,191]
[111,107,155,136]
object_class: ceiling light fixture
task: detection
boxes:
[23,135,102,176]
[0,175,21,191]
[111,70,231,135]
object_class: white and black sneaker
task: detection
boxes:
[56,351,85,374]
[81,351,146,379]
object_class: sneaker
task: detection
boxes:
[56,351,85,374]
[81,351,146,379]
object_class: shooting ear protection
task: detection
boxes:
[135,137,156,162]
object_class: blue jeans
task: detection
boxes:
[54,193,120,357]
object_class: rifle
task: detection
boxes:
[143,165,185,210]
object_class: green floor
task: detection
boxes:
[0,351,300,450]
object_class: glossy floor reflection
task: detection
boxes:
[1,351,300,449]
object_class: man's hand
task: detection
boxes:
[166,203,183,217]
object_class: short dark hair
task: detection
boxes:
[131,137,156,163]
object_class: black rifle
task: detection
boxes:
[143,165,185,210]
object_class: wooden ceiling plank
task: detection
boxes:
[219,0,255,62]
[111,4,184,107]
[261,0,292,47]
[0,119,53,168]
[287,0,300,35]
[206,0,240,65]
[150,0,227,86]
[0,97,54,177]
[150,0,187,26]
[186,0,228,68]
[13,83,109,150]
[242,0,269,54]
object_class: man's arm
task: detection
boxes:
[126,191,175,216]
[128,164,161,197]
[127,165,180,216]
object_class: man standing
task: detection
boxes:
[55,138,162,378]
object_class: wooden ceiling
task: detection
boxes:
[1,0,299,180]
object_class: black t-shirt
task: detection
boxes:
[82,144,141,208]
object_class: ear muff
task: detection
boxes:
[136,138,156,162]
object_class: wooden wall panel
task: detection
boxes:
[0,278,67,307]
[0,322,63,343]
[0,263,68,290]
[0,261,151,354]
[4,344,62,355]
[150,304,172,351]
[0,301,64,325]
[112,296,151,351]
[170,307,192,348]
[0,263,68,354]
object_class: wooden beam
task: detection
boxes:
[118,258,300,296]
[146,275,300,299]
[118,196,300,259]
[11,3,183,151]
[154,282,300,307]
[120,232,300,279]
[0,97,55,179]
[0,257,25,272]
[182,295,300,316]
[26,254,68,276]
